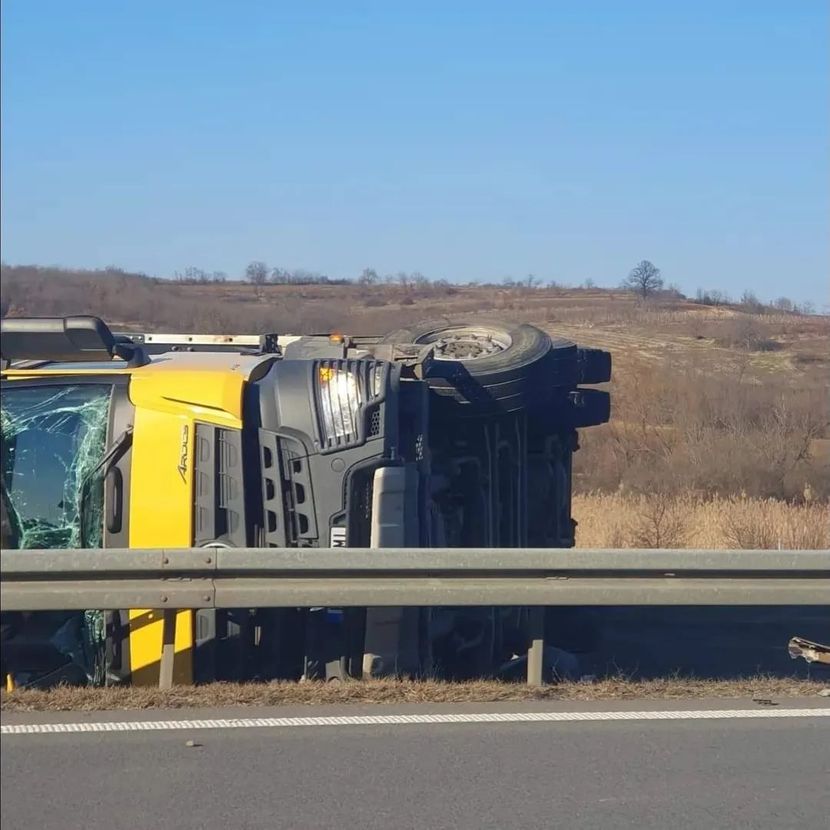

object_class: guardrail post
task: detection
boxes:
[527,607,545,687]
[159,609,177,690]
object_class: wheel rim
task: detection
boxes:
[416,326,512,361]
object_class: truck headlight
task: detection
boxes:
[317,365,362,443]
[314,359,388,451]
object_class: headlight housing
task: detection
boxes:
[314,360,387,451]
[318,365,361,441]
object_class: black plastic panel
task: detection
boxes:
[193,423,247,547]
[1,316,115,362]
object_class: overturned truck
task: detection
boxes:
[0,316,610,687]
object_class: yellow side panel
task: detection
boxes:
[130,407,196,545]
[127,609,195,686]
[128,405,196,685]
[126,374,244,686]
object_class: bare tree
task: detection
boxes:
[696,288,730,306]
[245,261,269,284]
[740,290,765,314]
[623,260,663,299]
[411,272,430,289]
[183,266,209,283]
[358,268,379,285]
[627,493,688,548]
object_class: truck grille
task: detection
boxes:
[259,431,318,547]
[193,424,247,547]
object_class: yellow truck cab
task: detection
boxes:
[1,317,280,685]
[1,315,611,687]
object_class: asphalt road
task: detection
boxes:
[3,701,829,830]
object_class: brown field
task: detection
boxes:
[573,493,830,549]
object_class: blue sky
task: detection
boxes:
[2,1,828,305]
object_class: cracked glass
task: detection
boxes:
[1,383,111,685]
[1,384,110,550]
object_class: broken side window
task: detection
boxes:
[1,383,110,550]
[1,383,111,686]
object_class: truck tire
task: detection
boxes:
[381,321,577,414]
[576,347,612,384]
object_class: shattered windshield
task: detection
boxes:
[1,384,111,550]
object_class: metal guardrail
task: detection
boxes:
[2,547,829,610]
[2,547,828,687]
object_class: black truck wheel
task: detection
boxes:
[381,321,577,414]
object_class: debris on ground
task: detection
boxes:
[788,637,830,666]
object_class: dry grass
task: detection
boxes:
[573,493,830,549]
[2,677,826,712]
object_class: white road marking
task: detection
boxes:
[2,707,828,735]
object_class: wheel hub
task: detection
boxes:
[418,327,512,361]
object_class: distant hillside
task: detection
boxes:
[1,263,647,333]
[3,263,828,501]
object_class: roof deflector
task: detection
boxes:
[0,316,149,367]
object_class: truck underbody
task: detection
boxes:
[0,316,611,686]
